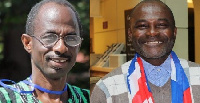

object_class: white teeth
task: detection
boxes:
[145,41,162,44]
[52,59,67,63]
[61,60,67,62]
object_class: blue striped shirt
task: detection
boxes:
[142,56,171,87]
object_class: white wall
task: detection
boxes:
[155,0,188,60]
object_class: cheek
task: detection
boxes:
[31,41,48,63]
[70,46,79,57]
[74,47,79,56]
[162,29,175,38]
[132,29,147,39]
[132,32,142,44]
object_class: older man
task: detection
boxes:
[91,0,200,103]
[0,0,89,102]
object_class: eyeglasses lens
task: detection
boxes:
[41,34,81,47]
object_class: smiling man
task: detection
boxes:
[91,0,200,103]
[0,0,89,103]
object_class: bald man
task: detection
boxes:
[91,0,200,103]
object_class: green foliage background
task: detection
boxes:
[0,0,89,89]
[0,0,89,59]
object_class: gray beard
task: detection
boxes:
[135,40,175,59]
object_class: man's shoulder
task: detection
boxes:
[100,60,132,80]
[67,84,90,102]
[179,58,200,68]
[0,81,29,102]
[179,58,200,87]
[93,61,132,101]
[68,84,89,93]
[181,59,200,102]
[95,61,131,92]
[0,86,9,94]
[0,80,27,92]
[179,58,200,75]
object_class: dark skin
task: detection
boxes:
[21,2,80,103]
[128,1,177,66]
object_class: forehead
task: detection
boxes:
[34,2,78,31]
[131,2,173,23]
[39,2,76,24]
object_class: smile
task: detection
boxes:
[50,58,70,63]
[48,57,71,69]
[144,41,163,45]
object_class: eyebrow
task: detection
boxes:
[45,29,76,34]
[135,19,147,24]
[67,32,76,35]
[134,18,170,25]
[45,30,57,34]
[157,18,170,23]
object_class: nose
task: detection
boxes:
[53,39,68,55]
[146,26,159,36]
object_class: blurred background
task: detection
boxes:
[0,0,90,89]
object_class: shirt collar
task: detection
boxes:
[141,55,171,75]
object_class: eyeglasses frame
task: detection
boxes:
[29,34,83,48]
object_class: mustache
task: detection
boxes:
[45,54,72,61]
[138,35,169,44]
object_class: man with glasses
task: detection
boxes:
[0,0,89,102]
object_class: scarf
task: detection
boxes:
[127,51,192,103]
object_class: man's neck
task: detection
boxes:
[140,54,170,66]
[31,67,68,103]
[34,90,68,103]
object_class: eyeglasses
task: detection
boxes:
[30,33,82,48]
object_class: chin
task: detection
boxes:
[46,73,67,80]
[43,69,69,80]
[143,53,166,59]
[139,48,171,59]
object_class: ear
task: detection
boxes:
[128,28,133,42]
[21,34,32,53]
[174,27,177,36]
[77,38,83,51]
[77,42,81,51]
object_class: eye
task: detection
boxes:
[41,33,58,44]
[135,24,149,30]
[65,35,77,41]
[157,23,169,29]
